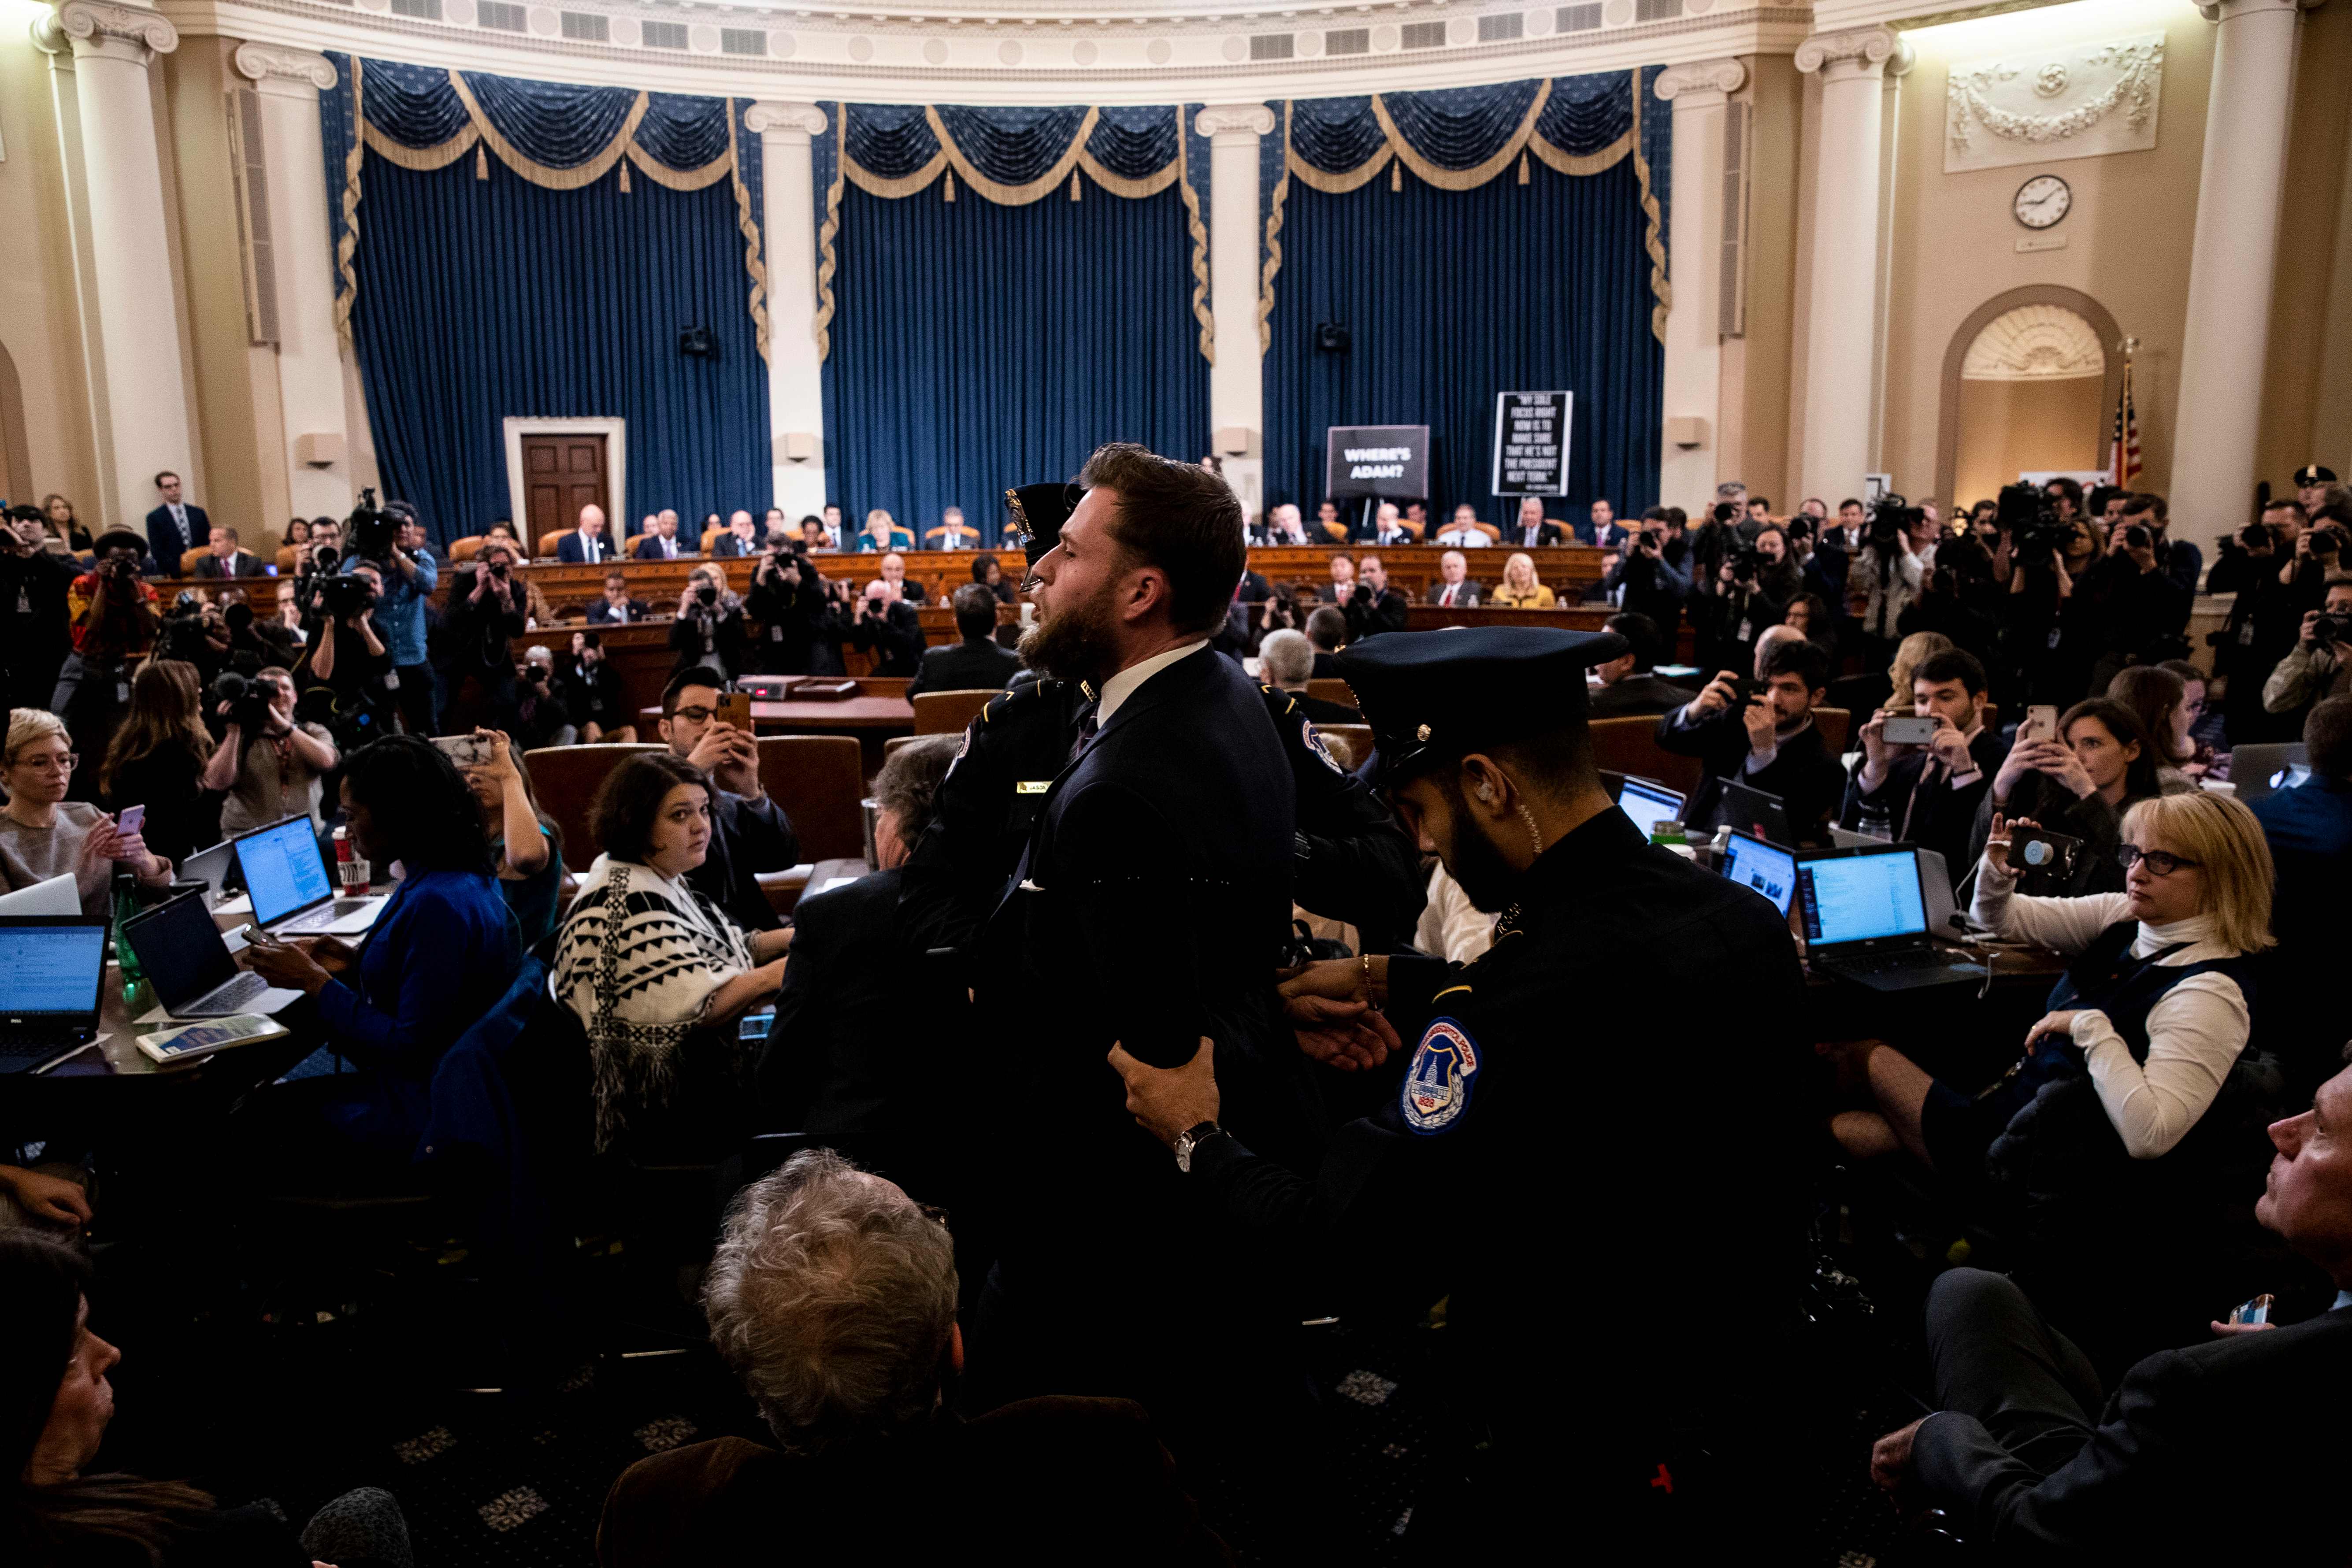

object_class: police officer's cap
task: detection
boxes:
[2296,464,2338,488]
[1004,482,1083,571]
[1335,626,1627,784]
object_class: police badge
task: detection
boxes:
[1401,1017,1479,1134]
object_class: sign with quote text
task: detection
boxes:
[1324,425,1431,500]
[1490,392,1572,497]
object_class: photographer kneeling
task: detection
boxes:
[1828,792,2279,1373]
[1967,698,2171,897]
[2260,576,2352,723]
[202,666,340,835]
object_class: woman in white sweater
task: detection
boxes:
[554,752,790,1156]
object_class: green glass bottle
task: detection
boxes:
[111,872,152,1012]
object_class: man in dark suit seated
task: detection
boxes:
[1505,496,1565,549]
[1425,550,1482,608]
[1587,612,1696,718]
[597,1148,1228,1568]
[1654,638,1845,839]
[1869,1063,2352,1561]
[585,571,651,625]
[1304,606,1349,677]
[1258,628,1359,721]
[634,508,690,560]
[189,524,266,578]
[907,583,1020,697]
[1250,501,1309,546]
[555,503,615,564]
[709,511,761,558]
[144,469,204,573]
[1842,647,2007,887]
[924,505,988,551]
[1351,500,1412,546]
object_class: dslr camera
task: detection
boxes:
[317,571,378,620]
[1866,493,1918,552]
[1728,545,1763,584]
[2312,612,2352,649]
[211,668,276,733]
[1996,483,2076,565]
[342,487,402,562]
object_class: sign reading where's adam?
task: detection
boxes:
[1490,391,1573,497]
[1324,425,1431,500]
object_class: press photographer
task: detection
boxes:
[0,503,74,712]
[1852,494,1927,667]
[560,629,625,741]
[202,665,340,834]
[1601,510,1693,633]
[1842,648,2004,888]
[2260,578,2352,721]
[440,539,529,730]
[2076,498,2195,693]
[1655,638,1846,839]
[851,576,924,677]
[1991,483,2083,706]
[669,562,749,680]
[292,561,395,752]
[746,542,822,675]
[512,644,576,749]
[356,495,439,736]
[53,528,161,794]
[2208,500,2306,742]
[1693,545,1788,674]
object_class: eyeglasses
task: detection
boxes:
[671,706,716,724]
[10,752,76,774]
[2118,844,2199,877]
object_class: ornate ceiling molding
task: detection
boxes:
[233,39,336,88]
[1943,31,2163,174]
[1794,23,1907,80]
[1653,55,1744,100]
[1195,103,1276,137]
[745,101,829,137]
[35,0,181,59]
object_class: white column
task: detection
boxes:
[2173,0,2318,533]
[33,0,194,534]
[1198,104,1275,519]
[747,102,829,521]
[1794,26,1909,506]
[235,43,350,521]
[1653,59,1745,512]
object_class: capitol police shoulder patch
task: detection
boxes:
[1302,718,1344,774]
[1401,1017,1480,1135]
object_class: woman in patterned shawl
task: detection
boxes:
[554,752,790,1155]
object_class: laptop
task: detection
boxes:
[0,916,110,1075]
[181,839,240,906]
[233,816,386,937]
[0,873,83,916]
[1698,777,1792,845]
[119,889,301,1020]
[2230,742,2309,804]
[1615,777,1685,841]
[1796,843,1981,992]
[1720,830,1798,916]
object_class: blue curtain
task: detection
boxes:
[349,156,770,544]
[820,182,1209,532]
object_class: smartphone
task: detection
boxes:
[2230,1293,2274,1326]
[738,1007,777,1043]
[1882,714,1937,746]
[2019,704,2060,746]
[2009,823,2084,877]
[717,691,754,731]
[1726,676,1765,707]
[115,804,146,837]
[431,733,494,768]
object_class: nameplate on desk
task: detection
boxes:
[1016,780,1051,794]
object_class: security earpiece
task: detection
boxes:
[1476,785,1495,802]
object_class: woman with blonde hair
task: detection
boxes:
[0,709,170,916]
[97,659,220,868]
[1828,789,2280,1372]
[39,493,91,554]
[1489,552,1555,608]
[1880,630,1955,713]
[860,508,912,553]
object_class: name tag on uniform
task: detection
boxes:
[1015,780,1051,794]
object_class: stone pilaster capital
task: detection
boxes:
[1795,25,1912,82]
[32,0,178,61]
[745,102,828,141]
[233,41,336,94]
[1655,58,1747,104]
[1195,104,1277,140]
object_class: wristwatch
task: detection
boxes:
[1174,1121,1228,1174]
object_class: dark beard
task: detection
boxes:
[1436,775,1522,913]
[1018,582,1122,685]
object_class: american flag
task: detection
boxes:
[2109,355,2142,488]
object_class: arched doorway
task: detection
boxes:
[1937,287,2123,507]
[0,338,31,508]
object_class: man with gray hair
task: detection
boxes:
[1258,628,1361,722]
[595,1149,1227,1564]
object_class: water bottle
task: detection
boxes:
[1857,803,1894,841]
[111,873,153,1013]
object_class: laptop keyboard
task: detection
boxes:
[282,898,373,931]
[0,1033,81,1070]
[198,972,270,1012]
[1838,948,1969,975]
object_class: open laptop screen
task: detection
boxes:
[1722,833,1798,916]
[1798,849,1927,946]
[122,892,236,1012]
[1616,779,1684,841]
[0,923,109,1018]
[237,819,332,927]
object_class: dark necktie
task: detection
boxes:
[1070,706,1100,766]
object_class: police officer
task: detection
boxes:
[1109,626,1815,1557]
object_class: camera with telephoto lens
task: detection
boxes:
[1729,546,1763,584]
[342,486,401,562]
[2310,528,2343,559]
[211,669,275,734]
[2123,523,2153,551]
[1996,482,2075,565]
[2235,521,2278,552]
[2313,614,2352,649]
[317,571,378,620]
[695,582,719,608]
[1866,493,1917,551]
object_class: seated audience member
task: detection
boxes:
[96,659,221,871]
[1,709,170,916]
[512,645,577,750]
[1258,630,1361,721]
[1432,504,1491,549]
[587,571,651,625]
[41,493,93,555]
[709,511,762,559]
[1968,698,2166,897]
[2249,695,2352,1094]
[2156,657,2220,770]
[553,753,789,1156]
[1303,606,1349,677]
[189,525,264,578]
[1833,791,2277,1370]
[971,552,1020,648]
[1656,640,1847,838]
[1783,592,1837,659]
[876,551,931,608]
[635,509,690,560]
[1339,554,1408,641]
[2107,664,2201,792]
[657,667,801,934]
[457,729,565,947]
[858,508,915,554]
[1426,550,1481,607]
[597,1151,1225,1567]
[1251,502,1307,547]
[1358,501,1413,547]
[756,738,970,1143]
[1489,552,1554,608]
[798,514,836,553]
[560,630,627,741]
[2261,575,2352,720]
[670,563,749,681]
[556,505,613,565]
[1414,863,1495,963]
[242,738,523,1164]
[853,578,925,676]
[906,584,1019,697]
[1,1234,417,1568]
[204,666,339,835]
[1586,612,1695,719]
[1504,498,1562,549]
[1843,649,2005,883]
[1865,628,1955,718]
[1868,1066,2352,1563]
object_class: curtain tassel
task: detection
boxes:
[474,142,488,181]
[1517,150,1530,185]
[1389,159,1401,192]
[943,170,956,203]
[1069,171,1081,202]
[619,159,632,194]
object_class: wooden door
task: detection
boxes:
[522,433,609,544]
